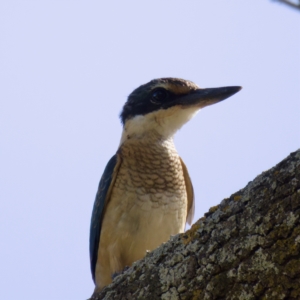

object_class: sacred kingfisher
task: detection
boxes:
[89,78,241,291]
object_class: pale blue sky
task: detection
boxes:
[0,1,299,299]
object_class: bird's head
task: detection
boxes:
[120,78,241,143]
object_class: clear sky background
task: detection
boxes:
[1,1,299,299]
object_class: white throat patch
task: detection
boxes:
[119,106,200,145]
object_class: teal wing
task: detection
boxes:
[89,154,121,283]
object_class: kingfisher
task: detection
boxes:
[89,78,241,291]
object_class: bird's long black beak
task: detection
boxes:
[177,86,242,108]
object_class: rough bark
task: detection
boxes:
[90,149,300,300]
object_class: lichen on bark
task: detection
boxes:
[90,149,300,300]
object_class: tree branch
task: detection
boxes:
[275,0,300,11]
[90,149,300,299]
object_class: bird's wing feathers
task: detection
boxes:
[89,154,122,283]
[179,157,195,225]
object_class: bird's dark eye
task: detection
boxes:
[150,88,168,104]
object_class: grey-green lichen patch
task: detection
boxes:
[208,205,219,213]
[161,287,179,300]
[181,222,202,245]
[286,211,299,227]
[90,149,300,300]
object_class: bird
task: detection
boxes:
[89,77,241,291]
